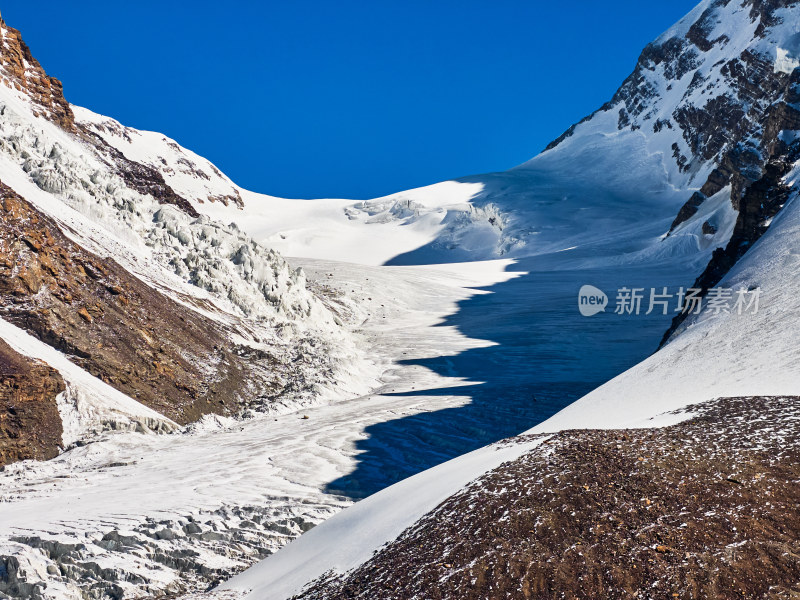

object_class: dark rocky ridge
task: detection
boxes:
[661,119,800,347]
[542,0,800,347]
[549,1,799,175]
[78,126,201,218]
[0,338,64,467]
[546,0,800,257]
[0,181,281,425]
[297,396,800,600]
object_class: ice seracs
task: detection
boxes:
[3,0,800,598]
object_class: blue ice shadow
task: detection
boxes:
[325,256,692,498]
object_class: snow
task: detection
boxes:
[71,105,244,208]
[536,162,800,434]
[0,79,373,416]
[0,317,176,446]
[775,47,800,74]
[654,0,714,45]
[219,437,545,600]
[774,29,800,74]
[3,2,800,597]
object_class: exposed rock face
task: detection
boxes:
[550,1,800,190]
[0,19,73,131]
[0,339,64,467]
[297,397,800,600]
[79,127,201,218]
[661,137,800,345]
[0,181,281,424]
[669,191,707,231]
[73,107,246,210]
[543,0,800,346]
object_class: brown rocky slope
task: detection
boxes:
[0,17,73,131]
[0,338,64,467]
[0,180,282,426]
[297,396,800,600]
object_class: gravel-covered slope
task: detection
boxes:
[0,337,64,467]
[287,396,800,600]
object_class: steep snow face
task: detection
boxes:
[536,148,800,433]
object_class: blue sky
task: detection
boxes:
[4,1,699,199]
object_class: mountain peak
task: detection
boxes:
[0,19,74,131]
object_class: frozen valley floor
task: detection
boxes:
[0,257,684,599]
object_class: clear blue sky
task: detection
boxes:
[3,1,699,199]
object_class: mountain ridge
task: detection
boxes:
[1,2,800,598]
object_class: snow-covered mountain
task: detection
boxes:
[211,2,800,598]
[3,0,800,598]
[0,16,375,451]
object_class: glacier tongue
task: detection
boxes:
[4,1,800,598]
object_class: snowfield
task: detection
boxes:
[2,0,800,597]
[0,259,529,598]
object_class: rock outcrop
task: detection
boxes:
[0,181,281,425]
[0,18,73,131]
[0,338,64,467]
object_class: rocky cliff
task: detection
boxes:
[0,18,73,132]
[0,339,64,467]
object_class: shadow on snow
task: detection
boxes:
[325,256,690,499]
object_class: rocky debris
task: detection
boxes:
[668,191,706,232]
[207,189,244,209]
[701,220,717,235]
[0,181,283,426]
[0,19,73,132]
[296,396,800,600]
[76,113,246,210]
[0,338,64,467]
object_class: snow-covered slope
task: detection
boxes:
[539,149,800,433]
[4,0,800,598]
[212,2,800,597]
[0,13,373,445]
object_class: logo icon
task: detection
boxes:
[578,285,608,317]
